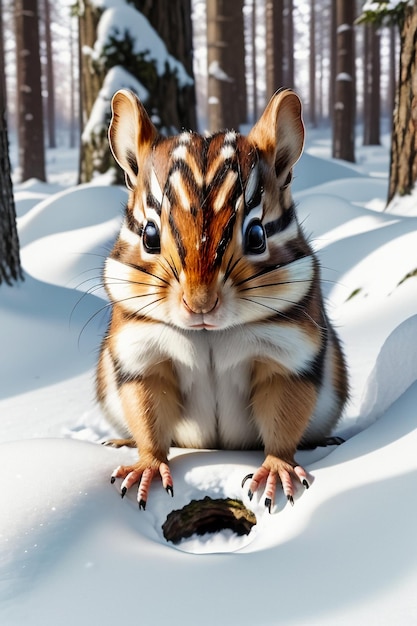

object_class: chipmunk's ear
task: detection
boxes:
[108,89,158,190]
[248,89,304,187]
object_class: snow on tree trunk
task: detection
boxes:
[332,1,356,163]
[135,0,197,130]
[78,0,196,184]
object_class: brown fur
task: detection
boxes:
[97,88,349,509]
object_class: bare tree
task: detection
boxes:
[388,24,397,121]
[265,0,284,100]
[329,0,337,119]
[285,0,295,88]
[15,0,46,182]
[42,0,56,149]
[230,2,247,125]
[69,15,78,149]
[332,0,356,162]
[15,0,46,181]
[309,0,317,127]
[363,23,381,145]
[207,0,246,131]
[0,0,23,285]
[251,0,258,121]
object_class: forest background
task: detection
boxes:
[0,0,416,284]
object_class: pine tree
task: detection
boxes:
[78,0,196,183]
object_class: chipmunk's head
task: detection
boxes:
[105,89,314,331]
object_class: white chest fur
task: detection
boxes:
[112,320,319,449]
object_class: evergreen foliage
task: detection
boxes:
[357,1,411,26]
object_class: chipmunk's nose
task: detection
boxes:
[182,286,219,315]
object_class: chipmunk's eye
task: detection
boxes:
[244,219,266,255]
[142,221,161,254]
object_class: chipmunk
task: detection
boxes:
[97,88,348,512]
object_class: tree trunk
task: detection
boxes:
[251,0,258,121]
[329,0,337,122]
[0,0,7,115]
[317,2,328,121]
[43,0,56,149]
[230,2,247,125]
[69,16,77,149]
[15,0,46,182]
[388,1,417,203]
[363,23,381,145]
[285,0,295,89]
[207,0,245,131]
[0,0,23,285]
[332,0,355,162]
[78,2,103,183]
[388,25,397,122]
[309,0,317,127]
[265,0,284,100]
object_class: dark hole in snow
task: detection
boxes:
[162,496,257,545]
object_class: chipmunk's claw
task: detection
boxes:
[241,473,253,489]
[242,457,310,513]
[110,461,174,510]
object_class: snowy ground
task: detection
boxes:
[1,126,417,625]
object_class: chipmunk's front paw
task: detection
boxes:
[110,461,173,510]
[242,454,310,513]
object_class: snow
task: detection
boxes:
[94,3,193,88]
[1,129,417,625]
[82,66,149,143]
[208,60,233,82]
[336,24,352,34]
[362,0,412,12]
[336,73,353,82]
[81,0,194,146]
